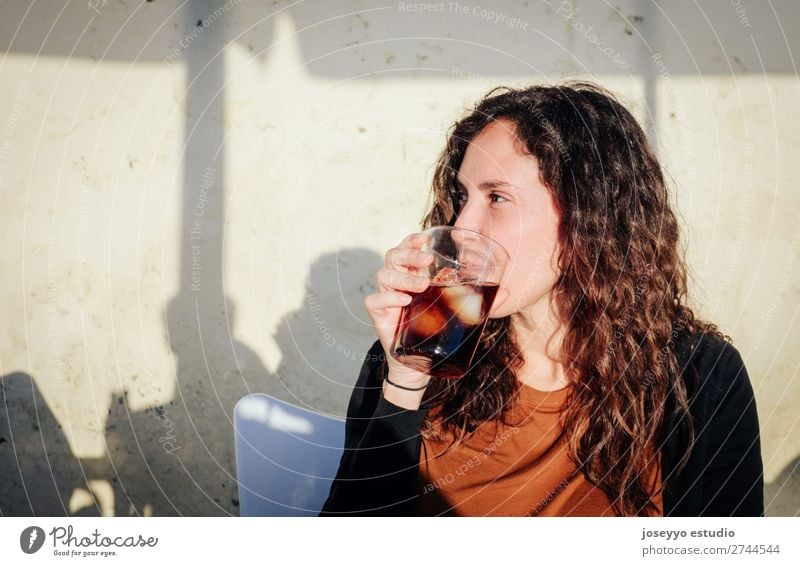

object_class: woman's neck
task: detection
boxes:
[510,298,570,392]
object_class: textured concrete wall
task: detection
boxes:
[0,0,798,516]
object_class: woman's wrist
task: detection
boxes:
[385,373,430,390]
[382,369,430,410]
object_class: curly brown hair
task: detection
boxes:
[411,82,722,516]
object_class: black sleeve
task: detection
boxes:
[319,341,430,516]
[700,347,764,516]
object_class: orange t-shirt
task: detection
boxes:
[416,383,663,516]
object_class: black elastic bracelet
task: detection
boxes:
[384,374,430,391]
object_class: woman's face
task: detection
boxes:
[453,119,562,320]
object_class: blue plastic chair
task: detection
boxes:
[233,393,345,516]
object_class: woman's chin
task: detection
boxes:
[488,309,512,320]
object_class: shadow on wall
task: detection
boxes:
[160,246,381,515]
[3,0,798,74]
[765,457,800,516]
[273,248,384,415]
[0,373,91,516]
[0,371,247,516]
[1,248,381,516]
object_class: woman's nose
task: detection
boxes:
[453,197,488,234]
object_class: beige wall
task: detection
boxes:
[0,0,797,516]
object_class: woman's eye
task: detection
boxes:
[490,192,507,204]
[453,190,468,204]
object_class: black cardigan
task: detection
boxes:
[321,331,764,516]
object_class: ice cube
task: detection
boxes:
[441,285,484,325]
[411,306,448,337]
[432,267,460,285]
[457,248,491,280]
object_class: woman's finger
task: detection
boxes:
[396,231,429,250]
[364,291,412,312]
[376,267,430,293]
[384,248,433,271]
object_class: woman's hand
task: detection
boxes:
[364,233,434,408]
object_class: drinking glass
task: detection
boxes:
[391,226,509,378]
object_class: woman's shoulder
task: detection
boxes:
[674,326,736,364]
[673,327,752,405]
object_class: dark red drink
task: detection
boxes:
[392,282,499,378]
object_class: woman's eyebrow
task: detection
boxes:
[454,177,515,191]
[478,180,515,190]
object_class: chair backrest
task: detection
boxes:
[234,393,345,516]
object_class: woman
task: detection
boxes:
[320,82,764,516]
